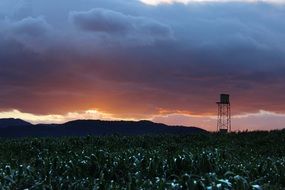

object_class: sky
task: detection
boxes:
[0,0,285,131]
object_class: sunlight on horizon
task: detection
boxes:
[1,109,285,131]
[0,109,110,124]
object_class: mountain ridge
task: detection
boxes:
[0,118,32,128]
[0,118,207,137]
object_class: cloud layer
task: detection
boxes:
[140,0,285,5]
[0,0,285,130]
[70,8,173,45]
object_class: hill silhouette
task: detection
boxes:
[0,118,207,137]
[0,118,32,128]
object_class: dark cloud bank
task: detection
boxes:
[0,0,285,119]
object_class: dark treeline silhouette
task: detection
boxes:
[0,118,206,138]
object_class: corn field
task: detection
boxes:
[0,130,284,189]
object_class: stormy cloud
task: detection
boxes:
[0,0,285,130]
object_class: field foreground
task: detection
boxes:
[0,130,284,189]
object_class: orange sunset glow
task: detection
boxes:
[0,0,285,131]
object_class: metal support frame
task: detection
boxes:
[217,102,231,133]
